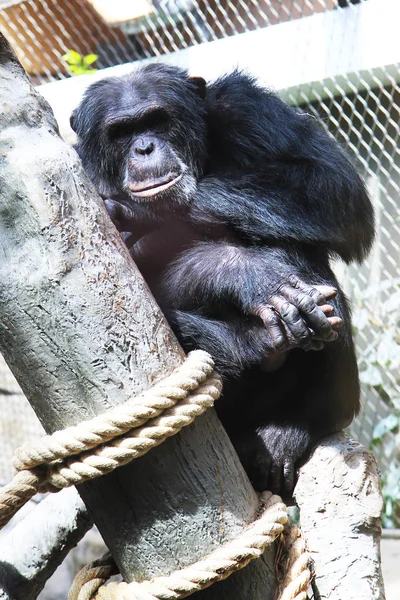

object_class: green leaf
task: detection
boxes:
[62,49,83,66]
[83,53,98,66]
[71,65,92,76]
[373,384,391,403]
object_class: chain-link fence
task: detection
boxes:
[1,0,399,516]
[0,0,340,84]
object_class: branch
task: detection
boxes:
[0,489,91,600]
[294,433,385,599]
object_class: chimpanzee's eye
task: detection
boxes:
[108,120,136,140]
[106,108,170,141]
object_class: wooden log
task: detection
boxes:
[294,433,385,599]
[0,489,91,600]
[0,33,276,598]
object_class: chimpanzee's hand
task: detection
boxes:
[103,198,137,246]
[253,275,342,352]
[104,198,162,248]
[234,423,312,495]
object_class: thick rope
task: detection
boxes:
[0,350,221,528]
[69,491,288,600]
[69,554,119,600]
[275,526,311,600]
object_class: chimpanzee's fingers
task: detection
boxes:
[314,300,343,337]
[104,198,121,225]
[104,198,134,230]
[255,306,288,351]
[120,231,130,242]
[120,232,136,249]
[319,304,334,315]
[270,464,282,494]
[313,284,337,301]
[287,275,337,305]
[278,286,337,342]
[268,296,314,350]
[255,304,326,351]
[310,317,343,342]
[283,459,295,492]
[328,316,342,328]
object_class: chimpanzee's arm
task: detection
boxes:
[165,310,283,376]
[203,72,374,264]
[166,300,337,378]
[189,170,373,264]
[162,242,345,362]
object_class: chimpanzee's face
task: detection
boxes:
[71,64,207,208]
[104,93,195,204]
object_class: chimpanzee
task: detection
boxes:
[71,64,374,493]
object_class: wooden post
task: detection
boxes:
[0,33,277,597]
[295,433,385,599]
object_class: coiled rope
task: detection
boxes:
[0,350,221,528]
[275,526,312,600]
[0,349,310,599]
[69,492,290,600]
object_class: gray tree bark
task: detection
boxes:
[295,433,385,600]
[0,32,276,599]
[0,489,91,600]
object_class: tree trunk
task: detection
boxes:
[295,433,385,600]
[0,33,276,599]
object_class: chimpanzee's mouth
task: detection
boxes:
[128,173,183,198]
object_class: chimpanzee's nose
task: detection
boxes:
[135,138,155,156]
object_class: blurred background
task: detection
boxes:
[0,0,399,597]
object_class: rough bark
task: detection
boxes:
[294,433,385,600]
[0,489,91,600]
[0,33,276,598]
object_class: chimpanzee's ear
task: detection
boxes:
[189,76,207,100]
[69,110,77,132]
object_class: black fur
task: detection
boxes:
[72,64,374,494]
